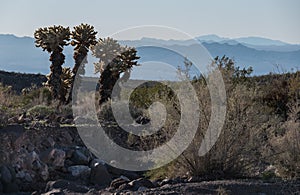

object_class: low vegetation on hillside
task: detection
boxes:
[0,24,299,184]
[0,62,299,181]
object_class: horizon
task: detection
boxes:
[1,33,298,45]
[1,0,300,44]
[1,31,300,77]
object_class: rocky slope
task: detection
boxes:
[0,125,299,194]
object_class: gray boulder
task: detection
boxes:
[71,150,89,165]
[45,179,89,193]
[2,182,19,193]
[110,176,130,189]
[41,188,64,195]
[128,178,155,190]
[89,163,112,186]
[68,165,91,177]
[40,148,66,168]
[0,165,13,184]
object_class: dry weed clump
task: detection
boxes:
[146,60,299,180]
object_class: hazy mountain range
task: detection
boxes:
[0,34,299,79]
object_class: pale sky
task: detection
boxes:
[0,0,300,43]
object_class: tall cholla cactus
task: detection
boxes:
[67,24,97,103]
[92,38,123,73]
[91,38,140,105]
[34,25,70,101]
[61,67,73,102]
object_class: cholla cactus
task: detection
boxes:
[91,38,140,105]
[92,37,124,74]
[67,23,97,103]
[34,25,70,101]
[60,67,73,103]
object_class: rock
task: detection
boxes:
[0,166,13,184]
[89,163,112,186]
[18,114,25,123]
[68,165,91,177]
[90,159,106,168]
[26,143,35,152]
[120,175,130,182]
[8,116,18,124]
[40,164,49,181]
[160,178,175,186]
[117,183,132,191]
[40,148,66,167]
[45,179,89,193]
[260,115,269,123]
[32,159,44,171]
[71,150,89,165]
[16,170,26,179]
[42,189,64,195]
[3,182,19,193]
[25,151,40,169]
[138,186,148,191]
[63,118,74,125]
[262,164,280,178]
[30,121,45,130]
[42,137,56,148]
[105,164,123,176]
[65,148,74,159]
[24,172,33,182]
[188,176,201,182]
[45,180,63,191]
[152,180,160,188]
[121,171,140,180]
[128,178,155,190]
[21,151,49,181]
[60,131,73,144]
[110,177,129,189]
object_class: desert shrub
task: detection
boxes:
[267,89,300,179]
[128,81,180,122]
[0,83,15,107]
[260,72,300,179]
[0,107,9,127]
[95,86,180,151]
[27,105,55,118]
[97,100,115,122]
[261,169,277,180]
[216,186,230,195]
[288,71,300,100]
[258,71,300,120]
[260,75,289,118]
[0,83,23,125]
[165,83,266,179]
[288,71,300,121]
[22,86,52,106]
[146,57,261,180]
[58,104,73,118]
[214,55,253,87]
[0,82,65,126]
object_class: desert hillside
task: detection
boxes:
[0,66,299,194]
